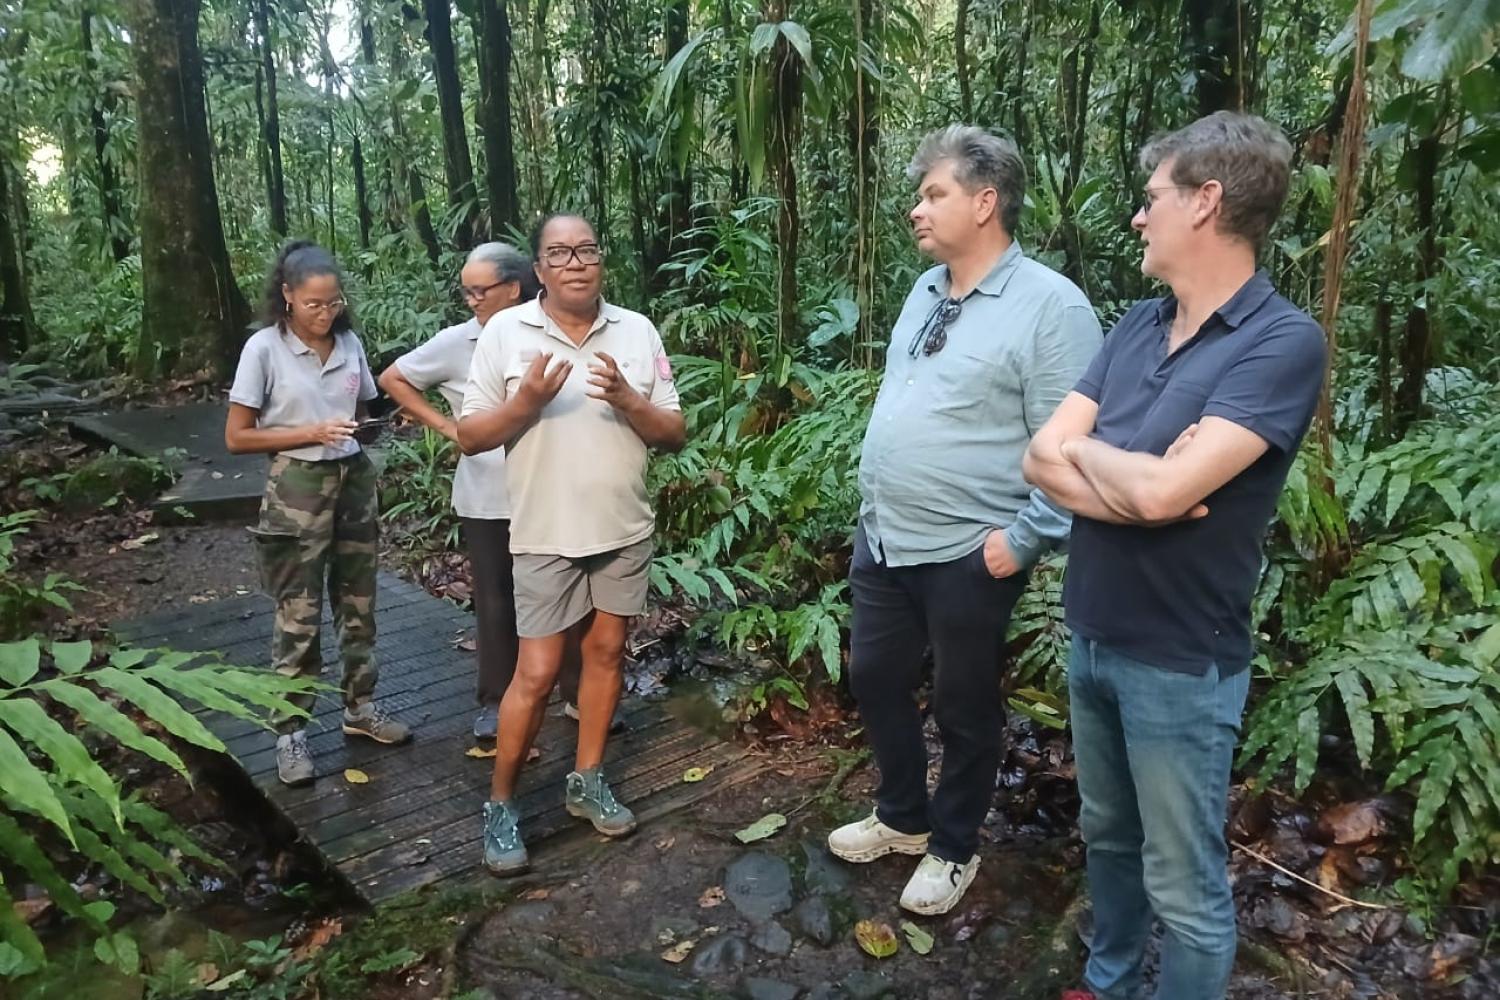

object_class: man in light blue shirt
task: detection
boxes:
[828,125,1102,916]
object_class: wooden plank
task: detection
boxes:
[116,572,749,907]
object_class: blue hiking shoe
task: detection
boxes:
[472,703,499,741]
[565,767,637,837]
[482,800,529,876]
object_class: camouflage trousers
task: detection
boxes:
[250,452,379,732]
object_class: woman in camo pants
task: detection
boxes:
[225,240,412,786]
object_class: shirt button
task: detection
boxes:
[905,378,914,385]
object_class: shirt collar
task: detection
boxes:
[463,316,484,340]
[522,293,619,341]
[927,241,1025,300]
[280,325,348,370]
[1153,270,1276,331]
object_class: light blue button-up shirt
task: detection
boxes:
[857,242,1103,568]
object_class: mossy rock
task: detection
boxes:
[59,451,171,511]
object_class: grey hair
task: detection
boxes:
[907,125,1027,234]
[466,241,540,302]
[1139,111,1293,249]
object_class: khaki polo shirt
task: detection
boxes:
[460,298,681,557]
[229,324,378,462]
[393,317,510,520]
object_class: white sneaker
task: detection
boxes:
[899,853,980,916]
[827,810,930,863]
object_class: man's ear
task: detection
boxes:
[973,187,1000,227]
[1192,180,1224,231]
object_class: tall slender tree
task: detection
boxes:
[473,0,520,234]
[424,0,481,246]
[0,153,37,360]
[125,0,250,377]
[251,0,288,235]
[82,6,131,262]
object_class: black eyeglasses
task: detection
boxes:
[541,244,604,267]
[907,297,963,358]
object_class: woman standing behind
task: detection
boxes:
[226,240,412,787]
[378,243,582,742]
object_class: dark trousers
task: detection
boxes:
[847,525,1027,863]
[460,517,579,706]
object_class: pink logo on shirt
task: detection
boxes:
[344,372,361,396]
[655,356,674,382]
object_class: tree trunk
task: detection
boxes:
[0,154,37,360]
[473,0,520,235]
[252,0,288,236]
[352,133,373,250]
[647,0,693,294]
[955,0,971,122]
[1184,0,1246,115]
[1395,133,1441,432]
[851,0,879,362]
[587,0,611,247]
[423,0,481,246]
[125,0,251,378]
[764,0,801,349]
[83,7,131,262]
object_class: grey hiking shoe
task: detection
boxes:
[276,730,314,786]
[342,701,411,744]
[473,703,499,741]
[562,701,627,733]
[482,800,529,875]
[565,767,637,837]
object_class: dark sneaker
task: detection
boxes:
[276,730,314,786]
[481,800,529,875]
[342,701,411,744]
[564,768,637,837]
[562,701,627,733]
[472,703,499,741]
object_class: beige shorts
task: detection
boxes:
[512,538,654,638]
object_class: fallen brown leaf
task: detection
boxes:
[698,886,725,908]
[522,888,550,901]
[292,917,343,960]
[661,939,695,964]
[1315,800,1387,846]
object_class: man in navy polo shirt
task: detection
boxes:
[1025,112,1325,1000]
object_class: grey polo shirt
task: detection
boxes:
[229,324,378,462]
[393,317,510,520]
[858,243,1102,568]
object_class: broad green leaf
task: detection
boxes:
[0,881,45,977]
[0,698,121,825]
[1334,669,1374,769]
[1400,0,1500,82]
[0,726,73,843]
[734,812,787,844]
[900,920,934,955]
[1413,741,1459,842]
[0,638,41,687]
[50,640,92,675]
[39,679,189,776]
[1294,705,1321,794]
[91,668,225,752]
[1432,533,1488,604]
[0,813,98,927]
[1384,471,1412,524]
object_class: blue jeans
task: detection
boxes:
[1069,634,1250,1000]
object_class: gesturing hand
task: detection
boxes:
[309,418,357,447]
[516,352,572,413]
[587,351,640,411]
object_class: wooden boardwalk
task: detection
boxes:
[116,572,760,903]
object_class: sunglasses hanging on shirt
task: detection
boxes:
[907,297,964,358]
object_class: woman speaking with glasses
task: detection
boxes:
[457,214,686,875]
[226,239,412,787]
[378,243,589,745]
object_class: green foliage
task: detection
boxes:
[0,637,320,978]
[0,512,84,641]
[1243,408,1500,891]
[379,427,461,552]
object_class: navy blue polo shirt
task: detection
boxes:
[1063,271,1325,675]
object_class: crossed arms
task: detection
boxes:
[1022,392,1272,526]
